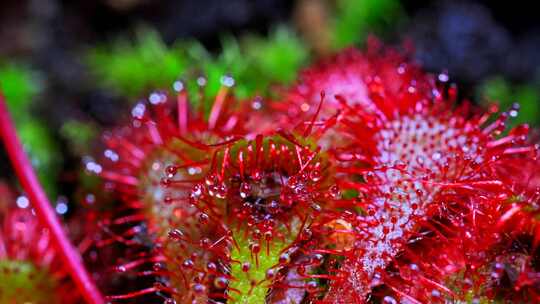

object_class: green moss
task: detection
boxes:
[86,28,188,97]
[480,76,540,127]
[18,120,61,197]
[0,63,60,197]
[331,0,404,49]
[0,62,42,122]
[187,26,308,105]
[86,26,308,114]
[0,260,59,303]
[244,26,309,86]
[60,120,99,155]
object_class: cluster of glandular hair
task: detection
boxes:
[0,185,80,303]
[94,42,540,304]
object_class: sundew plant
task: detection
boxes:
[0,1,539,304]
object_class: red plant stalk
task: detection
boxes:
[0,93,104,304]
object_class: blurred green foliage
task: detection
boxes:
[86,0,405,104]
[86,26,308,109]
[243,26,309,87]
[0,63,42,121]
[331,0,404,49]
[87,30,189,97]
[18,121,61,197]
[0,62,60,197]
[60,120,98,156]
[187,26,309,112]
[480,77,540,127]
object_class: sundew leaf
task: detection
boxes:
[0,260,59,303]
[228,234,290,304]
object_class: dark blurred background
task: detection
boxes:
[2,1,540,84]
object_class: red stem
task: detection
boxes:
[0,94,104,304]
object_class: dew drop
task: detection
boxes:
[300,229,312,240]
[168,229,184,241]
[251,96,263,110]
[306,281,318,293]
[200,238,211,249]
[149,91,167,105]
[197,76,207,87]
[205,174,217,186]
[198,213,209,224]
[116,265,127,272]
[311,254,324,266]
[438,73,449,82]
[267,200,280,214]
[173,80,184,92]
[192,283,206,295]
[329,185,341,199]
[166,165,178,178]
[131,102,146,118]
[239,182,251,199]
[206,262,217,272]
[310,169,322,182]
[220,75,235,87]
[182,259,194,269]
[266,269,276,279]
[191,184,203,199]
[164,298,177,304]
[153,263,165,271]
[509,109,518,118]
[215,183,228,199]
[214,276,228,289]
[310,203,322,213]
[279,253,291,264]
[250,243,261,254]
[160,177,171,188]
